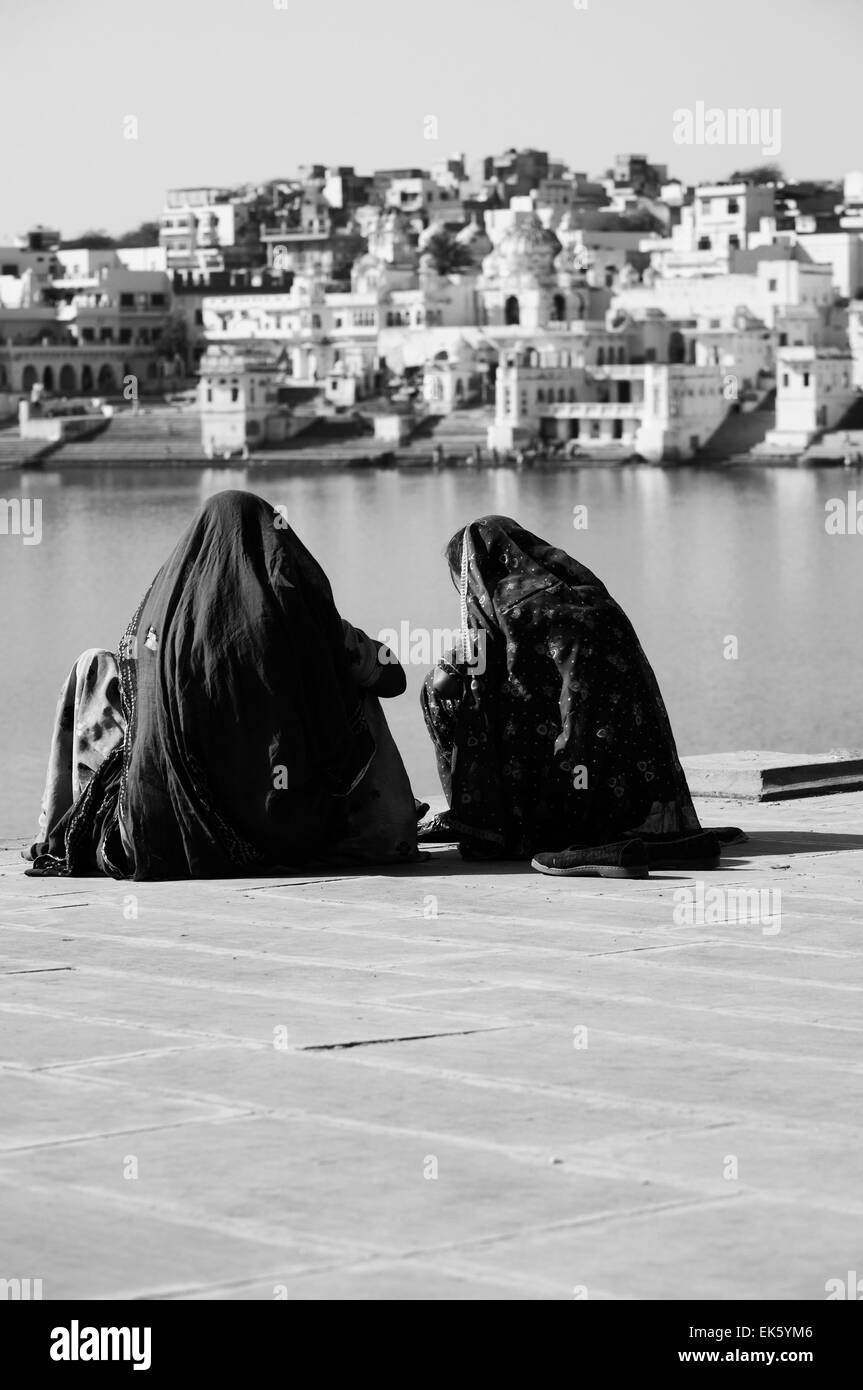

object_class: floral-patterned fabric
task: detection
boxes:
[421,515,701,859]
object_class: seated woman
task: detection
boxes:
[421,515,724,874]
[27,490,419,879]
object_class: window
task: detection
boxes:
[803,373,810,387]
[768,279,778,292]
[231,386,239,403]
[151,294,166,307]
[312,314,321,329]
[120,293,134,308]
[728,198,739,214]
[206,386,213,403]
[782,373,789,388]
[119,328,132,344]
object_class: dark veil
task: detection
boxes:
[39,491,376,879]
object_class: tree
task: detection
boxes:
[116,221,161,247]
[153,311,190,369]
[421,230,475,276]
[60,229,116,249]
[726,163,784,185]
[581,209,665,234]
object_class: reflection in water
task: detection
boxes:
[199,468,249,502]
[1,464,861,834]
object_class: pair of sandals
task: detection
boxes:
[418,812,746,877]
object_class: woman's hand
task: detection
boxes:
[432,662,463,701]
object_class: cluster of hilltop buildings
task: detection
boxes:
[3,150,863,462]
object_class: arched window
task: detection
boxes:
[504,295,520,326]
[597,348,605,366]
[552,293,566,322]
[669,330,686,364]
[537,389,545,403]
[42,365,55,391]
[59,364,77,392]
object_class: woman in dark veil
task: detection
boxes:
[27,490,419,879]
[421,515,729,873]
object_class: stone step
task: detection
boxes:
[682,750,863,801]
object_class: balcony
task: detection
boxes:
[545,402,642,419]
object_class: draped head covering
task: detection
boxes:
[423,515,700,856]
[33,491,377,879]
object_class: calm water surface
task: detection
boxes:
[2,463,861,836]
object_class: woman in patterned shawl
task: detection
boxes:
[421,515,704,861]
[27,490,418,879]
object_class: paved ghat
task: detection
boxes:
[2,791,863,1301]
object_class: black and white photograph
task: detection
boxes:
[1,0,862,1347]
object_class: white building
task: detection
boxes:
[758,347,857,453]
[488,341,727,462]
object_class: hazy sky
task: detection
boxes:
[2,0,861,239]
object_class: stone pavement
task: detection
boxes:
[2,791,863,1301]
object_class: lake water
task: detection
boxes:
[2,462,862,837]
